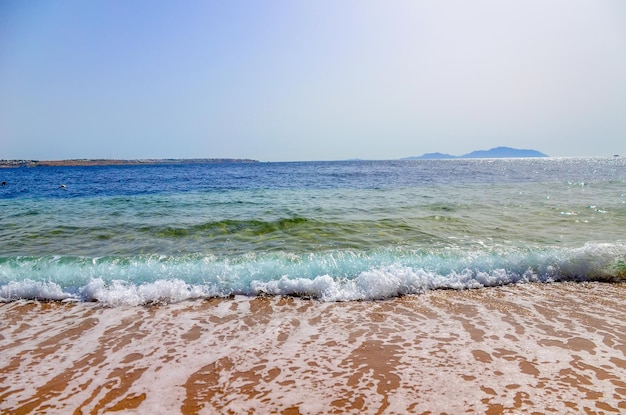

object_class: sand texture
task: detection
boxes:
[1,282,626,414]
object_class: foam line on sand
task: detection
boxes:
[1,282,626,414]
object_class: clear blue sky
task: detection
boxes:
[1,0,625,161]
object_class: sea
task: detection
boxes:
[2,157,626,414]
[1,157,624,306]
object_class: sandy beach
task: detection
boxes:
[2,281,626,414]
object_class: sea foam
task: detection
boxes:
[0,243,623,306]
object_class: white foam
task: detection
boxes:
[3,283,626,413]
[0,280,72,302]
[558,243,625,279]
[80,278,212,306]
[1,242,623,305]
[249,265,544,302]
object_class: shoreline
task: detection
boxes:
[2,281,626,414]
[0,158,259,168]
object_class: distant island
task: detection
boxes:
[404,146,548,160]
[0,158,259,168]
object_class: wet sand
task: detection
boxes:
[1,282,626,414]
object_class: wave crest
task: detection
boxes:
[1,243,623,306]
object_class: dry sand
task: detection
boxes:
[1,281,626,414]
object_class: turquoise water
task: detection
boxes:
[1,158,624,304]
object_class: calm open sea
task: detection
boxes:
[1,158,624,305]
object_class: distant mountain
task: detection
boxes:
[462,147,548,158]
[405,146,548,160]
[412,152,456,160]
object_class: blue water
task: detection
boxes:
[1,158,624,305]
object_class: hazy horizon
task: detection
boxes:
[2,1,625,162]
[8,146,626,163]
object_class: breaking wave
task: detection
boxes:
[1,243,623,306]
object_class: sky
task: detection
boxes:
[1,0,625,161]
